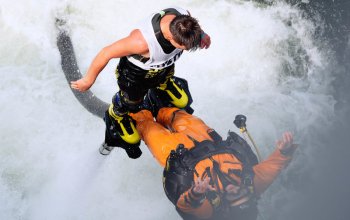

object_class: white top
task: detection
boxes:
[127,7,189,70]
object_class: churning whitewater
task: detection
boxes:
[0,0,337,219]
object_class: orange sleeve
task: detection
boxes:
[176,188,213,219]
[253,149,292,195]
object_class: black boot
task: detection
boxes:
[108,92,141,145]
[143,77,194,117]
[103,110,142,158]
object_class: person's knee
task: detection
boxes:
[130,109,154,123]
[111,91,143,115]
[156,107,182,125]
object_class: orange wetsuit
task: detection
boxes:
[131,107,293,219]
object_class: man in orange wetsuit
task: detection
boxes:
[131,107,297,220]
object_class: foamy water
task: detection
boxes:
[0,0,335,219]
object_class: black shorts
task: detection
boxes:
[116,56,175,102]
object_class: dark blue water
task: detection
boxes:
[274,0,350,219]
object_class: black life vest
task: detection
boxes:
[116,56,174,88]
[151,8,182,54]
[163,131,259,220]
[116,8,182,88]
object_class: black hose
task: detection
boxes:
[56,24,109,119]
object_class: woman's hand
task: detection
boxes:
[193,177,215,194]
[276,131,298,156]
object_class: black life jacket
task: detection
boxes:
[163,130,259,220]
[117,8,182,87]
[116,56,174,89]
[151,8,182,54]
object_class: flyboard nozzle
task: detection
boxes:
[99,143,114,155]
[233,114,262,162]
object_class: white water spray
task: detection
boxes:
[0,0,334,219]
